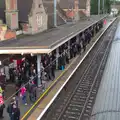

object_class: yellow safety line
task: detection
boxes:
[21,56,77,120]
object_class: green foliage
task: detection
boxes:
[118,9,120,15]
[105,0,111,13]
[90,0,98,14]
[90,0,111,14]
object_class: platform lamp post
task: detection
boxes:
[102,0,105,14]
[98,0,101,15]
[54,0,57,27]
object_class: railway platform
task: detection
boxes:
[0,15,107,90]
[21,17,116,120]
[0,16,114,120]
[0,15,106,54]
[37,17,118,120]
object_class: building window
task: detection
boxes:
[36,15,42,26]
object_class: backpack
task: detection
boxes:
[7,104,12,113]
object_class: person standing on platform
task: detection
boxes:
[87,29,92,44]
[21,67,25,84]
[73,44,77,57]
[29,81,37,102]
[61,54,65,70]
[12,96,18,108]
[82,40,86,52]
[70,45,73,59]
[0,86,3,95]
[51,63,55,80]
[77,43,81,55]
[65,50,69,64]
[4,65,10,82]
[46,64,52,81]
[20,86,27,105]
[0,93,5,118]
[7,100,15,120]
[12,104,20,120]
[0,73,6,92]
[81,33,86,52]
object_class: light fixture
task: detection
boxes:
[31,53,34,56]
[0,61,2,65]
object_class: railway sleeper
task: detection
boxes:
[79,84,91,87]
[67,116,79,120]
[88,102,92,106]
[77,89,86,92]
[82,90,90,94]
[88,99,93,103]
[73,94,86,97]
[85,109,91,114]
[74,94,87,98]
[67,108,82,112]
[89,96,94,100]
[72,98,86,102]
[69,104,83,108]
[81,116,89,120]
[81,80,92,82]
[71,100,84,105]
[83,113,89,117]
[81,81,93,84]
[77,88,90,91]
[73,93,86,97]
[65,111,80,116]
[68,106,82,111]
[83,86,91,89]
[67,108,82,113]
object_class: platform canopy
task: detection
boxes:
[0,15,107,54]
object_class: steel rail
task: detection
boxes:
[56,20,118,120]
[79,26,116,120]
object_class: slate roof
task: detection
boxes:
[90,23,120,120]
[0,15,106,48]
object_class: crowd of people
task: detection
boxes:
[0,21,103,119]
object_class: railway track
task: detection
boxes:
[40,19,118,120]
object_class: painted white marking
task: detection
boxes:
[37,18,117,120]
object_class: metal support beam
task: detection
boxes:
[68,40,71,59]
[37,54,41,86]
[54,0,57,27]
[56,48,59,69]
[102,0,104,14]
[98,0,100,15]
[76,35,79,44]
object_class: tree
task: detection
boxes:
[105,0,111,13]
[90,0,98,14]
[90,0,111,14]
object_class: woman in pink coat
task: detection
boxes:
[20,86,27,105]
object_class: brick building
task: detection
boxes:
[0,0,90,37]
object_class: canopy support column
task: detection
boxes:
[37,54,41,86]
[56,48,59,69]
